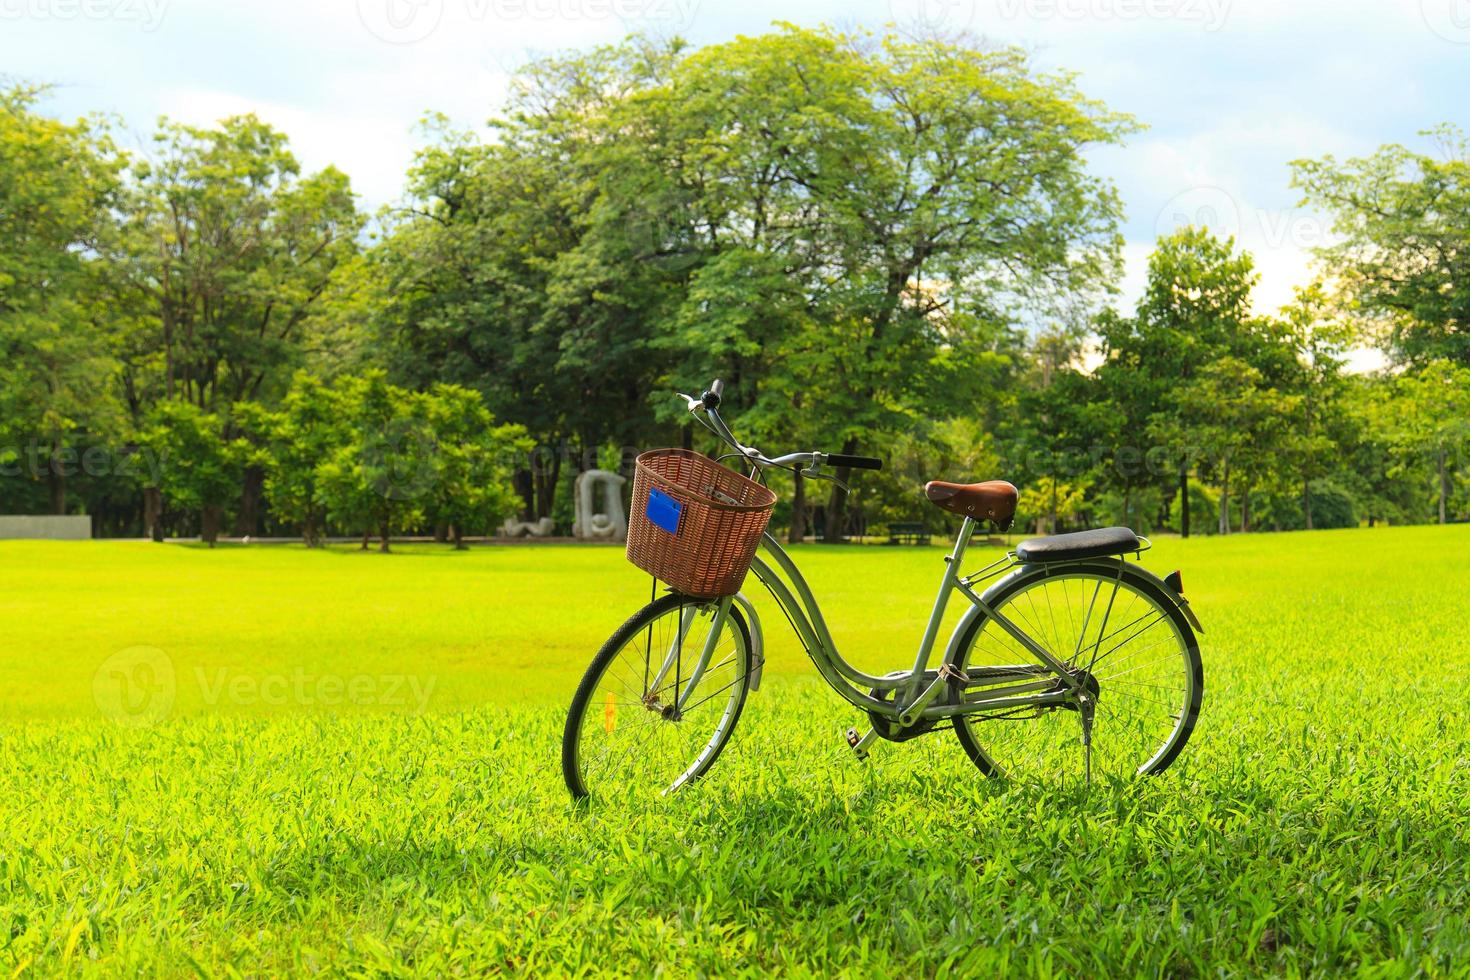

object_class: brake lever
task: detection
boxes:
[800,465,850,493]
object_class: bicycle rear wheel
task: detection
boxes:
[562,593,752,801]
[949,562,1202,780]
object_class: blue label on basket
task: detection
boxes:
[646,486,682,535]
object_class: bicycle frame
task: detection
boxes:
[737,519,1096,726]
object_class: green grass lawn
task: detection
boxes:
[2,526,1469,973]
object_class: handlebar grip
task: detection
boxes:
[710,378,724,398]
[827,453,883,471]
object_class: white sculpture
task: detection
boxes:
[500,516,555,538]
[573,469,628,541]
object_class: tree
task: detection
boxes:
[103,114,362,533]
[241,373,348,546]
[1293,126,1470,366]
[110,114,363,410]
[316,372,433,552]
[0,85,125,514]
[1275,283,1356,529]
[140,402,246,546]
[1169,356,1297,535]
[1017,477,1088,535]
[420,383,529,548]
[371,49,678,523]
[651,29,1135,542]
[1001,362,1110,534]
[1380,360,1470,524]
[1100,228,1258,537]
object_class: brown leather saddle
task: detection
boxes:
[923,480,1018,528]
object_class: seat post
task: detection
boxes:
[903,517,976,705]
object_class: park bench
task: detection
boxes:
[885,522,932,546]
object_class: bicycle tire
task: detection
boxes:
[562,593,753,801]
[949,560,1203,778]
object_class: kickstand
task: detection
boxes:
[1079,696,1095,787]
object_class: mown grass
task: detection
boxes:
[2,526,1469,974]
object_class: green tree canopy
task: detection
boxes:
[0,85,126,514]
[1293,126,1470,366]
[373,26,1135,538]
[107,114,363,414]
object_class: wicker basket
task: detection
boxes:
[626,449,777,598]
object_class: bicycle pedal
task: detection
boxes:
[845,727,870,761]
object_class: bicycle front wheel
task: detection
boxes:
[562,593,753,801]
[950,562,1202,781]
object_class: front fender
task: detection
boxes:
[732,591,765,692]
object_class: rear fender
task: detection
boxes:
[941,559,1203,668]
[1134,565,1204,634]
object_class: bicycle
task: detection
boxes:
[561,380,1205,800]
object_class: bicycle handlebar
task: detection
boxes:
[826,453,883,472]
[679,379,882,477]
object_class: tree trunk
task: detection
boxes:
[513,468,535,521]
[162,308,174,399]
[303,514,322,548]
[378,519,392,553]
[201,506,222,548]
[1303,478,1313,531]
[1179,463,1190,539]
[232,466,264,537]
[1218,459,1229,537]
[1241,483,1250,533]
[821,437,859,544]
[360,529,371,551]
[47,442,66,515]
[534,449,561,521]
[144,487,164,542]
[1438,447,1448,525]
[434,524,448,544]
[788,470,807,544]
[452,525,467,550]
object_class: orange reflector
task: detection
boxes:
[604,691,616,732]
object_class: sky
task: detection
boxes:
[4,0,1468,349]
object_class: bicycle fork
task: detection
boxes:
[644,598,733,718]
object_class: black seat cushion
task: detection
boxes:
[1015,526,1140,563]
